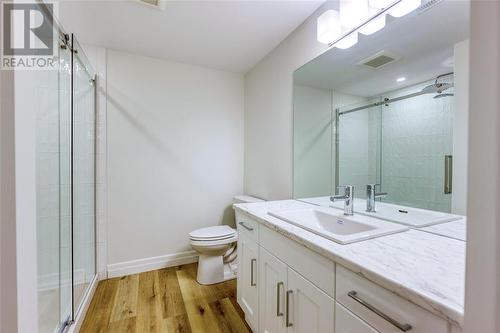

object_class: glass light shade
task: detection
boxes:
[369,0,394,8]
[340,0,370,29]
[317,10,341,44]
[388,0,421,17]
[358,13,386,35]
[334,32,359,49]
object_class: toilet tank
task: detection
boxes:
[233,195,264,204]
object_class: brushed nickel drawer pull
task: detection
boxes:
[286,290,293,327]
[250,259,257,286]
[348,291,412,332]
[276,282,284,317]
[239,221,254,231]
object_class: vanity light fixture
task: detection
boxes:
[317,0,421,49]
[340,0,369,29]
[358,12,386,35]
[396,77,406,82]
[317,10,342,44]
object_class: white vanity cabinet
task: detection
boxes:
[335,265,448,333]
[287,267,335,333]
[258,247,335,333]
[237,222,260,332]
[259,247,287,333]
[235,211,456,333]
[335,302,378,333]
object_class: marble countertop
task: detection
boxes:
[233,200,465,327]
[419,219,467,241]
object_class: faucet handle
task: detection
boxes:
[367,184,387,197]
[337,185,354,196]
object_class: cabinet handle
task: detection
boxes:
[250,259,257,286]
[348,291,412,332]
[285,290,293,327]
[239,221,254,231]
[276,282,284,317]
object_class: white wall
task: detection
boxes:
[81,44,108,280]
[292,82,373,200]
[464,1,500,332]
[106,50,244,266]
[293,84,332,198]
[452,40,469,215]
[244,3,332,200]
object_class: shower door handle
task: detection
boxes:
[444,155,453,194]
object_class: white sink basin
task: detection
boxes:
[303,197,464,228]
[269,207,408,244]
[361,203,463,227]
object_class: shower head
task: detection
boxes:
[421,72,455,95]
[421,82,453,94]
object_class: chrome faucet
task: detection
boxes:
[366,184,387,212]
[331,185,354,216]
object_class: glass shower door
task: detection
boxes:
[59,37,73,328]
[36,28,73,333]
[35,22,96,332]
[71,34,97,313]
[380,83,454,212]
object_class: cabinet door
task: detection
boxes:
[238,232,260,332]
[286,268,334,333]
[259,247,288,333]
[335,302,378,333]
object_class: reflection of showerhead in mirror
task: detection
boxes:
[421,72,454,98]
[421,82,454,94]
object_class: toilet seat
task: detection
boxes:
[189,225,236,241]
[190,233,238,247]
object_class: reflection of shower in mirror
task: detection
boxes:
[421,72,455,98]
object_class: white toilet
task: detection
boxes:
[190,195,264,285]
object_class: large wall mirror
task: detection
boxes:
[293,0,470,215]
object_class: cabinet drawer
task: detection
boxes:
[335,301,378,333]
[336,265,447,333]
[259,224,335,298]
[236,212,259,242]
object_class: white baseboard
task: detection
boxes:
[107,250,199,278]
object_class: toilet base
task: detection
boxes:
[196,254,237,285]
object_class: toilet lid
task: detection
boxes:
[189,225,236,240]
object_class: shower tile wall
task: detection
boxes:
[381,80,453,212]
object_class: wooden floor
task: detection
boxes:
[80,263,251,333]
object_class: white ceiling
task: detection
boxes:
[58,0,324,73]
[294,0,470,97]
